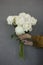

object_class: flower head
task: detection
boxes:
[7,16,15,25]
[15,26,25,35]
[15,16,25,26]
[23,22,32,32]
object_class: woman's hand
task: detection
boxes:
[18,34,33,46]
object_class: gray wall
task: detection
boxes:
[0,0,43,65]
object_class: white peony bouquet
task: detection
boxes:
[7,12,37,58]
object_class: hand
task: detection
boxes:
[18,34,33,46]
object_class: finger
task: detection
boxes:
[24,40,33,46]
[18,34,32,40]
[21,39,33,46]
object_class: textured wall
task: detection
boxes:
[0,0,43,65]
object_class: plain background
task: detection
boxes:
[0,0,43,65]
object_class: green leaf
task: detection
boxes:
[11,34,14,38]
[11,33,17,39]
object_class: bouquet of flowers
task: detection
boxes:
[7,12,37,58]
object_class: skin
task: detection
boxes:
[18,34,33,46]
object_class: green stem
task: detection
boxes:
[19,41,24,58]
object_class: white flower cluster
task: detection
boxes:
[7,12,37,35]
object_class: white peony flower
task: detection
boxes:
[7,16,15,25]
[15,26,25,35]
[19,13,31,22]
[19,13,32,24]
[23,22,32,32]
[15,16,25,26]
[15,13,32,26]
[31,17,37,25]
